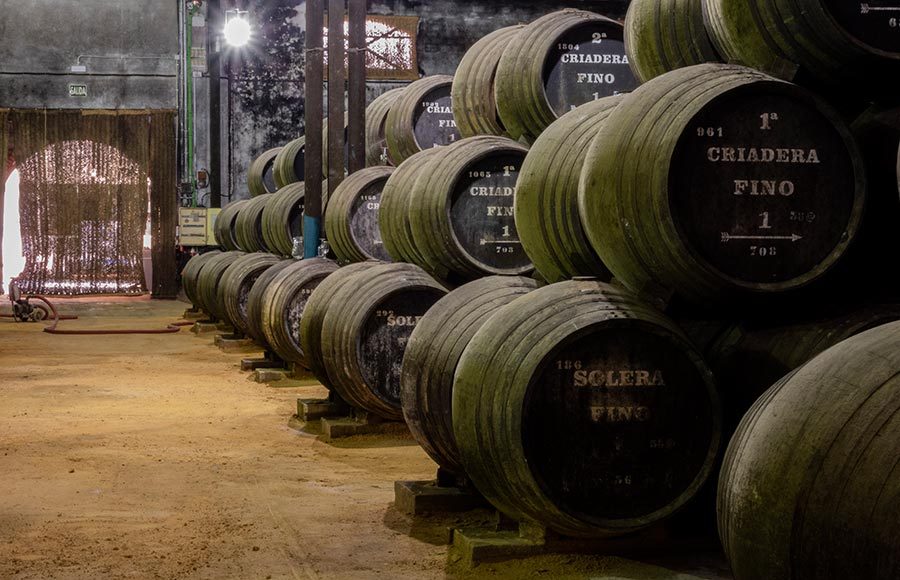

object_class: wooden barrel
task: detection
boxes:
[718,321,900,580]
[703,0,900,92]
[235,193,273,253]
[300,261,383,388]
[451,26,524,138]
[401,276,538,475]
[273,136,305,189]
[624,0,720,83]
[245,258,294,348]
[702,306,900,433]
[495,9,639,143]
[247,147,281,197]
[325,166,395,263]
[213,200,248,251]
[261,183,307,257]
[408,135,533,281]
[194,251,245,321]
[515,96,622,283]
[578,64,866,306]
[259,258,340,366]
[385,75,461,165]
[379,148,443,265]
[217,252,284,335]
[319,263,448,419]
[366,88,404,167]
[181,250,221,310]
[453,279,721,538]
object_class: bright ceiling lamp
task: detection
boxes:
[224,9,252,48]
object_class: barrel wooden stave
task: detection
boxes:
[214,200,248,251]
[235,193,274,253]
[182,250,222,309]
[718,321,900,580]
[218,252,284,335]
[320,263,448,420]
[245,259,294,347]
[385,75,460,165]
[624,0,720,83]
[248,147,282,197]
[366,88,405,167]
[401,276,538,474]
[325,166,395,263]
[578,63,866,306]
[194,251,245,321]
[259,258,339,366]
[451,26,524,138]
[273,136,306,189]
[516,96,622,283]
[453,279,721,538]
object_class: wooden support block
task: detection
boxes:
[296,397,350,422]
[394,479,487,516]
[191,321,220,335]
[215,321,234,333]
[240,357,284,371]
[182,308,206,320]
[320,411,408,440]
[213,334,258,353]
[253,368,290,383]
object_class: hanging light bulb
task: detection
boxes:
[224,10,252,48]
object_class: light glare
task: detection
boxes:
[224,16,251,48]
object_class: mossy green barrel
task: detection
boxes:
[453,279,721,538]
[213,200,248,251]
[385,75,460,165]
[703,0,900,94]
[273,137,305,189]
[495,9,639,143]
[234,193,274,253]
[181,250,221,310]
[451,26,523,138]
[262,183,308,257]
[366,88,404,167]
[623,0,720,83]
[217,252,284,335]
[578,63,866,307]
[259,258,339,366]
[247,147,281,197]
[319,263,447,420]
[325,166,395,263]
[300,261,384,389]
[408,135,533,281]
[515,96,622,283]
[245,259,294,348]
[718,320,900,580]
[379,148,442,265]
[194,251,245,322]
[401,276,538,475]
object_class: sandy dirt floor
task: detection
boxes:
[0,297,731,579]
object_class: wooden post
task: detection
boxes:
[327,0,347,195]
[303,0,325,259]
[347,0,366,174]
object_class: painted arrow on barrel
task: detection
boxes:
[479,239,522,245]
[720,233,803,243]
[860,3,900,14]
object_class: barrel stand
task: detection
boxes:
[394,467,487,516]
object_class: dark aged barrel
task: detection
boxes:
[702,306,900,432]
[245,259,294,347]
[217,253,284,335]
[366,88,404,167]
[401,276,538,475]
[624,0,720,83]
[320,263,448,419]
[325,166,395,263]
[234,193,273,253]
[495,9,639,143]
[578,64,866,306]
[181,250,221,309]
[385,75,461,165]
[247,147,281,197]
[273,136,305,189]
[213,200,248,251]
[409,136,533,281]
[453,279,721,538]
[718,321,900,580]
[379,148,443,265]
[515,96,622,283]
[259,258,339,366]
[300,261,383,388]
[262,182,308,257]
[703,0,900,93]
[194,251,245,322]
[451,26,524,138]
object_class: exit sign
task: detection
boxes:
[68,83,88,97]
